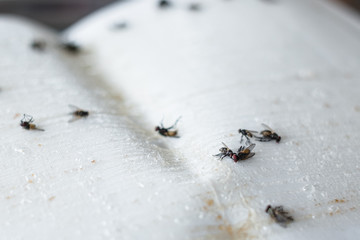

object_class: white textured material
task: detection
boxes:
[1,0,360,239]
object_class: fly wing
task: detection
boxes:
[221,142,230,150]
[34,127,45,131]
[254,136,272,142]
[68,104,82,111]
[167,116,182,130]
[243,152,255,160]
[68,116,81,123]
[275,212,293,225]
[173,116,182,126]
[23,114,34,123]
[261,123,274,133]
[248,130,258,133]
[159,117,165,129]
[246,143,256,152]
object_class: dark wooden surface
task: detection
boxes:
[0,0,359,30]
[0,0,117,30]
[338,0,360,11]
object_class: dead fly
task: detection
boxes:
[158,0,171,8]
[62,42,81,54]
[236,143,256,161]
[20,114,44,131]
[238,129,258,144]
[214,142,255,162]
[265,205,294,227]
[155,117,181,137]
[68,105,89,122]
[31,39,46,51]
[255,123,281,143]
[213,142,234,160]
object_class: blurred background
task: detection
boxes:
[0,0,359,30]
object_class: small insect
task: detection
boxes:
[236,143,256,161]
[112,21,127,30]
[238,129,258,144]
[20,114,44,131]
[213,142,234,160]
[31,39,46,51]
[62,42,81,54]
[214,142,255,162]
[155,117,181,137]
[158,0,171,8]
[265,205,294,227]
[189,3,201,11]
[69,105,89,122]
[255,123,281,143]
